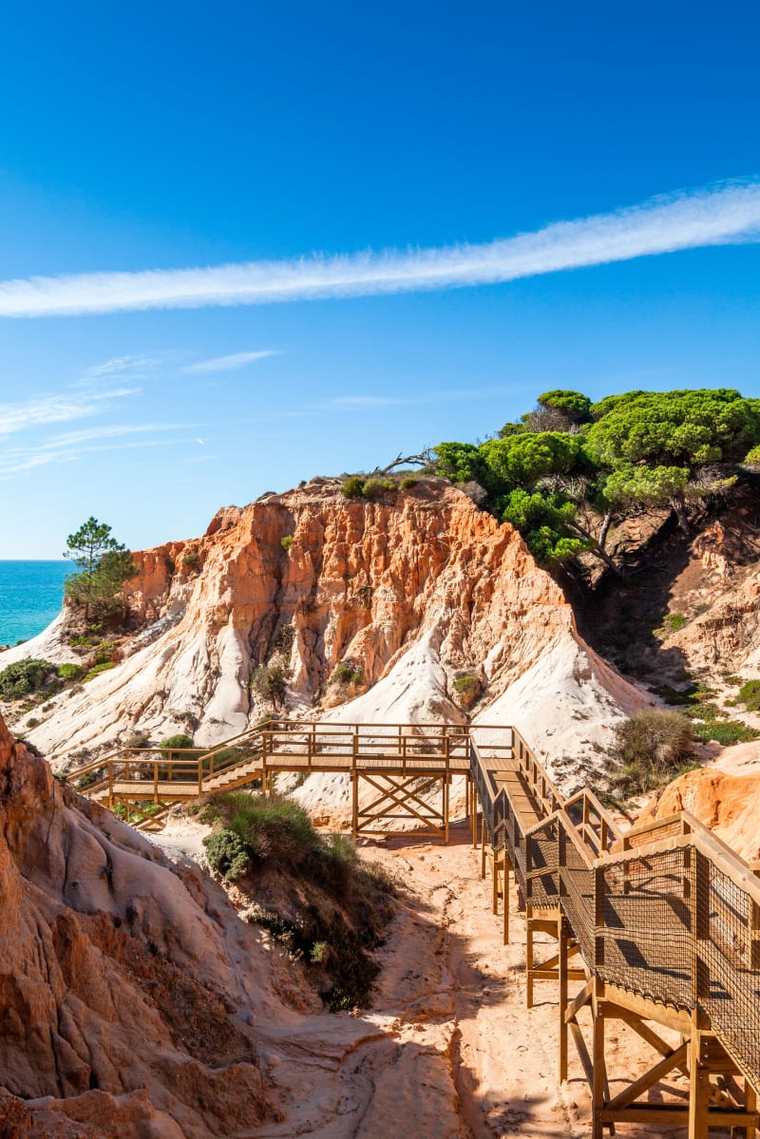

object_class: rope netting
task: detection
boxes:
[471,738,760,1093]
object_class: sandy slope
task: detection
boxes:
[248,827,686,1138]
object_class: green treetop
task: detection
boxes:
[64,517,136,622]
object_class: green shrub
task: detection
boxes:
[400,476,419,490]
[202,795,396,1010]
[91,640,118,666]
[362,477,396,500]
[69,634,98,651]
[332,660,363,686]
[76,768,103,791]
[280,535,294,552]
[341,476,366,498]
[251,661,289,708]
[660,613,687,634]
[738,680,760,712]
[453,672,482,707]
[181,549,201,572]
[83,661,117,682]
[744,444,760,466]
[26,717,40,729]
[693,720,760,745]
[608,709,697,797]
[682,701,727,722]
[201,792,321,866]
[204,829,251,881]
[0,659,55,699]
[160,733,195,751]
[57,663,83,682]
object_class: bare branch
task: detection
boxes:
[374,449,434,475]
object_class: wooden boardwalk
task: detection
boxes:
[470,729,760,1137]
[67,720,498,840]
[67,716,760,1132]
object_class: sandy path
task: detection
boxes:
[252,825,694,1138]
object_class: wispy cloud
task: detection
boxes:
[183,349,281,374]
[0,387,137,438]
[0,439,177,479]
[40,423,186,449]
[0,182,758,318]
[328,387,508,410]
[82,354,161,381]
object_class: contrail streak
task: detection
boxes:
[0,182,758,317]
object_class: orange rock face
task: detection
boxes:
[647,742,760,861]
[0,712,279,1136]
[22,478,645,789]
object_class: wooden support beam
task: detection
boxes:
[570,1019,594,1089]
[564,979,593,1025]
[351,771,358,840]
[559,917,569,1083]
[605,1042,688,1111]
[503,850,510,945]
[591,989,606,1139]
[688,1026,709,1139]
[526,920,534,1010]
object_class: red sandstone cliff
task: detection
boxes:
[0,713,280,1136]
[6,478,646,788]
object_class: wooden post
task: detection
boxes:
[743,1077,757,1139]
[480,814,487,879]
[443,776,450,845]
[526,919,534,1009]
[153,760,158,803]
[471,782,478,848]
[591,983,605,1139]
[688,1024,709,1139]
[351,771,358,840]
[491,842,499,914]
[503,851,510,945]
[558,916,569,1083]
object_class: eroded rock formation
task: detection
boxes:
[0,712,281,1136]
[3,478,646,789]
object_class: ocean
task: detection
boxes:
[0,561,71,647]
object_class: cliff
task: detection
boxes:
[0,712,283,1136]
[3,478,646,790]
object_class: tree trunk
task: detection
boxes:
[597,511,613,552]
[670,493,691,536]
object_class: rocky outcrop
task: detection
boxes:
[646,740,760,862]
[3,479,646,789]
[0,711,281,1136]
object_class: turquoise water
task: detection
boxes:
[0,561,71,646]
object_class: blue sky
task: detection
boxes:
[1,1,759,556]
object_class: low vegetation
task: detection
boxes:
[607,709,699,798]
[251,660,290,709]
[83,661,117,682]
[160,733,195,751]
[738,679,760,712]
[452,672,482,708]
[199,792,396,1010]
[0,658,56,699]
[340,475,398,501]
[331,660,363,686]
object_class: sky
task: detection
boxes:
[1,1,760,557]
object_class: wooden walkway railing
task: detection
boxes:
[470,729,760,1135]
[65,715,760,1129]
